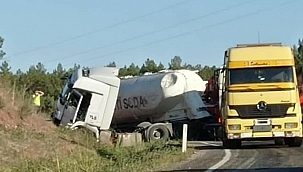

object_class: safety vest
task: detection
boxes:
[33,94,41,106]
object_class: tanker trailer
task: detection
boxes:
[52,67,217,142]
[111,69,215,141]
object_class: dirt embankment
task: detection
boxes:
[0,86,79,169]
[0,86,55,132]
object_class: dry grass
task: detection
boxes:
[0,125,193,172]
[0,83,193,172]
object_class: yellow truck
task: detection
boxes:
[220,43,303,148]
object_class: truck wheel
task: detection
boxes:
[136,122,152,133]
[285,137,303,147]
[223,139,241,149]
[147,124,169,142]
[137,122,152,129]
[274,138,284,145]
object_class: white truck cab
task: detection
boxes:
[52,67,120,140]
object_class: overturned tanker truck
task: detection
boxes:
[51,67,220,142]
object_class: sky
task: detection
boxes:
[1,0,303,73]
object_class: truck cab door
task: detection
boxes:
[60,89,84,126]
[53,93,69,125]
[84,84,112,129]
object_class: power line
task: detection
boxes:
[7,0,194,58]
[63,0,297,68]
[43,0,253,64]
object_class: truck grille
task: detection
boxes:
[230,104,291,118]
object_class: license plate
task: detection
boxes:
[253,125,272,132]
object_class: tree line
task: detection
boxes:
[1,36,303,114]
[0,36,217,113]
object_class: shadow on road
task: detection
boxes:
[189,142,292,151]
[193,144,290,150]
[168,142,223,150]
[240,143,289,150]
[160,167,303,172]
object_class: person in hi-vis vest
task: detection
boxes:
[33,90,44,113]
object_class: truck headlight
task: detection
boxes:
[228,124,241,130]
[285,123,297,129]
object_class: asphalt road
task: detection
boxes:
[162,140,303,172]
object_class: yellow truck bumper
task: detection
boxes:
[225,118,303,139]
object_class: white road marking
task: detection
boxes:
[200,141,232,172]
[237,157,255,169]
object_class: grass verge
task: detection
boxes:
[0,82,194,172]
[0,127,193,172]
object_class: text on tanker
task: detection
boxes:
[115,96,148,110]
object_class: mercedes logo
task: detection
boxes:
[256,101,267,111]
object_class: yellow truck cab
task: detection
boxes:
[221,43,303,148]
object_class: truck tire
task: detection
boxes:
[223,139,241,149]
[146,124,169,142]
[137,122,152,129]
[274,138,284,145]
[285,137,303,147]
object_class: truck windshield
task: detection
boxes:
[229,66,294,85]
